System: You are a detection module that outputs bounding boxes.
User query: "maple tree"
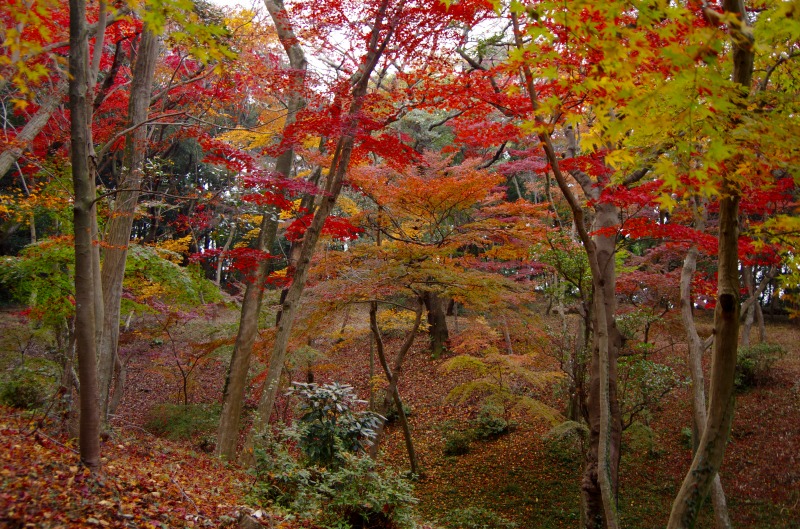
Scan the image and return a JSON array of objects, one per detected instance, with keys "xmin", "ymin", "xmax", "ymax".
[{"xmin": 1, "ymin": 0, "xmax": 799, "ymax": 526}]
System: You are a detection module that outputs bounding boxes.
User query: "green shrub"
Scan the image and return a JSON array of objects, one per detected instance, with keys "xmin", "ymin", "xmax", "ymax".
[
  {"xmin": 384, "ymin": 398, "xmax": 413, "ymax": 424},
  {"xmin": 680, "ymin": 427, "xmax": 694, "ymax": 451},
  {"xmin": 622, "ymin": 422, "xmax": 660, "ymax": 457},
  {"xmin": 251, "ymin": 431, "xmax": 418, "ymax": 528},
  {"xmin": 543, "ymin": 420, "xmax": 588, "ymax": 464},
  {"xmin": 1, "ymin": 370, "xmax": 47, "ymax": 409},
  {"xmin": 289, "ymin": 382, "xmax": 382, "ymax": 467},
  {"xmin": 443, "ymin": 429, "xmax": 473, "ymax": 456},
  {"xmin": 144, "ymin": 403, "xmax": 220, "ymax": 440},
  {"xmin": 438, "ymin": 506, "xmax": 518, "ymax": 529},
  {"xmin": 735, "ymin": 343, "xmax": 786, "ymax": 391},
  {"xmin": 0, "ymin": 360, "xmax": 59, "ymax": 410},
  {"xmin": 473, "ymin": 401, "xmax": 509, "ymax": 440}
]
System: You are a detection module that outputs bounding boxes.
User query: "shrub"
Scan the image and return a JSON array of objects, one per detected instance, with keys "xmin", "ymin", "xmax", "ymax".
[
  {"xmin": 438, "ymin": 506, "xmax": 518, "ymax": 529},
  {"xmin": 443, "ymin": 429, "xmax": 473, "ymax": 456},
  {"xmin": 0, "ymin": 360, "xmax": 59, "ymax": 410},
  {"xmin": 251, "ymin": 417, "xmax": 417, "ymax": 528},
  {"xmin": 289, "ymin": 382, "xmax": 382, "ymax": 467},
  {"xmin": 1, "ymin": 370, "xmax": 47, "ymax": 409},
  {"xmin": 622, "ymin": 422, "xmax": 660, "ymax": 458},
  {"xmin": 319, "ymin": 453, "xmax": 417, "ymax": 529},
  {"xmin": 735, "ymin": 343, "xmax": 786, "ymax": 391},
  {"xmin": 619, "ymin": 358, "xmax": 683, "ymax": 429},
  {"xmin": 543, "ymin": 420, "xmax": 588, "ymax": 464},
  {"xmin": 144, "ymin": 403, "xmax": 220, "ymax": 440},
  {"xmin": 384, "ymin": 398, "xmax": 413, "ymax": 424},
  {"xmin": 680, "ymin": 427, "xmax": 694, "ymax": 451},
  {"xmin": 473, "ymin": 400, "xmax": 509, "ymax": 439}
]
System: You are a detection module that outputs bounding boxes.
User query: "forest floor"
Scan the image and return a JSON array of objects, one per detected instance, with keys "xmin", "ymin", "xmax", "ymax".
[{"xmin": 1, "ymin": 307, "xmax": 799, "ymax": 528}]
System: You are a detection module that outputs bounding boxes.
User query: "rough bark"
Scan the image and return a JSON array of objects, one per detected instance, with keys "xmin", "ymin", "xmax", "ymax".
[
  {"xmin": 668, "ymin": 0, "xmax": 752, "ymax": 524},
  {"xmin": 98, "ymin": 26, "xmax": 160, "ymax": 424},
  {"xmin": 69, "ymin": 0, "xmax": 101, "ymax": 472},
  {"xmin": 422, "ymin": 290, "xmax": 449, "ymax": 358},
  {"xmin": 215, "ymin": 0, "xmax": 308, "ymax": 460},
  {"xmin": 368, "ymin": 300, "xmax": 423, "ymax": 475},
  {"xmin": 243, "ymin": 0, "xmax": 397, "ymax": 463}
]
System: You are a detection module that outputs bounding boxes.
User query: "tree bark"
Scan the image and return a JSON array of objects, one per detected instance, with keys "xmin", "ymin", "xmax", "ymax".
[
  {"xmin": 422, "ymin": 290, "xmax": 449, "ymax": 358},
  {"xmin": 741, "ymin": 266, "xmax": 756, "ymax": 348},
  {"xmin": 215, "ymin": 0, "xmax": 308, "ymax": 460},
  {"xmin": 668, "ymin": 0, "xmax": 752, "ymax": 524},
  {"xmin": 679, "ymin": 203, "xmax": 732, "ymax": 529},
  {"xmin": 0, "ymin": 77, "xmax": 68, "ymax": 178},
  {"xmin": 515, "ymin": 15, "xmax": 621, "ymax": 525},
  {"xmin": 510, "ymin": 13, "xmax": 621, "ymax": 527},
  {"xmin": 69, "ymin": 0, "xmax": 101, "ymax": 473},
  {"xmin": 98, "ymin": 26, "xmax": 160, "ymax": 424},
  {"xmin": 368, "ymin": 300, "xmax": 423, "ymax": 475},
  {"xmin": 243, "ymin": 0, "xmax": 397, "ymax": 464}
]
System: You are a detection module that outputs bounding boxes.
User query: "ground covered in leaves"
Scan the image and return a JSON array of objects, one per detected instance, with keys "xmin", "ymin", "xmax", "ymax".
[
  {"xmin": 1, "ymin": 309, "xmax": 798, "ymax": 528},
  {"xmin": 0, "ymin": 408, "xmax": 278, "ymax": 528}
]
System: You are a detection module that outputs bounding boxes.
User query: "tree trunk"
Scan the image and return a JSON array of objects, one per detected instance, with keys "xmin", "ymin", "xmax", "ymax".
[
  {"xmin": 679, "ymin": 204, "xmax": 733, "ymax": 529},
  {"xmin": 216, "ymin": 0, "xmax": 308, "ymax": 460},
  {"xmin": 422, "ymin": 290, "xmax": 449, "ymax": 358},
  {"xmin": 581, "ymin": 201, "xmax": 623, "ymax": 529},
  {"xmin": 501, "ymin": 315, "xmax": 514, "ymax": 355},
  {"xmin": 69, "ymin": 0, "xmax": 101, "ymax": 472},
  {"xmin": 669, "ymin": 193, "xmax": 741, "ymax": 529},
  {"xmin": 242, "ymin": 0, "xmax": 397, "ymax": 465},
  {"xmin": 511, "ymin": 14, "xmax": 622, "ymax": 525},
  {"xmin": 741, "ymin": 266, "xmax": 755, "ymax": 348},
  {"xmin": 669, "ymin": 0, "xmax": 752, "ymax": 524},
  {"xmin": 0, "ymin": 77, "xmax": 68, "ymax": 178},
  {"xmin": 368, "ymin": 300, "xmax": 423, "ymax": 475},
  {"xmin": 215, "ymin": 210, "xmax": 279, "ymax": 459},
  {"xmin": 215, "ymin": 219, "xmax": 237, "ymax": 286},
  {"xmin": 98, "ymin": 26, "xmax": 160, "ymax": 424}
]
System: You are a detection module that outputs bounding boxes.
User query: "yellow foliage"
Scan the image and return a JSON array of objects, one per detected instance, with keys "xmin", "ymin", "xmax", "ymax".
[
  {"xmin": 236, "ymin": 228, "xmax": 261, "ymax": 246},
  {"xmin": 377, "ymin": 308, "xmax": 429, "ymax": 336},
  {"xmin": 239, "ymin": 214, "xmax": 262, "ymax": 226},
  {"xmin": 216, "ymin": 108, "xmax": 286, "ymax": 150},
  {"xmin": 153, "ymin": 235, "xmax": 193, "ymax": 263},
  {"xmin": 335, "ymin": 195, "xmax": 361, "ymax": 217},
  {"xmin": 279, "ymin": 199, "xmax": 303, "ymax": 220},
  {"xmin": 136, "ymin": 282, "xmax": 167, "ymax": 301}
]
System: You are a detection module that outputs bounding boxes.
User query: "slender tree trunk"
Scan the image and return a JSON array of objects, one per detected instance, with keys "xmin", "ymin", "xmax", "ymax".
[
  {"xmin": 215, "ymin": 0, "xmax": 308, "ymax": 460},
  {"xmin": 669, "ymin": 0, "xmax": 752, "ymax": 524},
  {"xmin": 215, "ymin": 219, "xmax": 237, "ymax": 286},
  {"xmin": 741, "ymin": 266, "xmax": 756, "ymax": 348},
  {"xmin": 510, "ymin": 14, "xmax": 621, "ymax": 527},
  {"xmin": 242, "ymin": 0, "xmax": 397, "ymax": 465},
  {"xmin": 98, "ymin": 26, "xmax": 160, "ymax": 424},
  {"xmin": 501, "ymin": 315, "xmax": 514, "ymax": 355},
  {"xmin": 679, "ymin": 204, "xmax": 733, "ymax": 529},
  {"xmin": 215, "ymin": 209, "xmax": 279, "ymax": 459},
  {"xmin": 0, "ymin": 77, "xmax": 68, "ymax": 178},
  {"xmin": 69, "ymin": 0, "xmax": 101, "ymax": 473},
  {"xmin": 669, "ymin": 192, "xmax": 741, "ymax": 529},
  {"xmin": 368, "ymin": 300, "xmax": 423, "ymax": 475},
  {"xmin": 582, "ymin": 201, "xmax": 623, "ymax": 529}
]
